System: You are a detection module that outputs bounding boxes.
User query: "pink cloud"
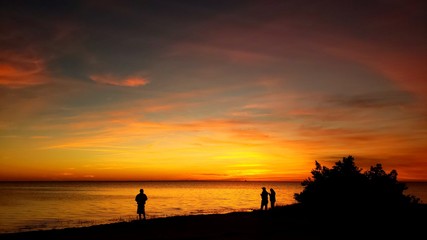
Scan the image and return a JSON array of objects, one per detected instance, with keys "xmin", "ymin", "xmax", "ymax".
[{"xmin": 90, "ymin": 74, "xmax": 150, "ymax": 87}]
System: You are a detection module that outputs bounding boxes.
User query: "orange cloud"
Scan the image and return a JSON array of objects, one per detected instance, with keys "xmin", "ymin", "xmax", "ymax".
[
  {"xmin": 90, "ymin": 74, "xmax": 150, "ymax": 87},
  {"xmin": 0, "ymin": 52, "xmax": 49, "ymax": 88}
]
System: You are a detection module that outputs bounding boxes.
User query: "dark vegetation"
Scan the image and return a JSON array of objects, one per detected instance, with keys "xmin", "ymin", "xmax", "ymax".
[
  {"xmin": 294, "ymin": 155, "xmax": 421, "ymax": 209},
  {"xmin": 264, "ymin": 155, "xmax": 426, "ymax": 238}
]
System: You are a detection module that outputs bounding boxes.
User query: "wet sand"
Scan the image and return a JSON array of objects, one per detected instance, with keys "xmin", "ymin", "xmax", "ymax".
[{"xmin": 1, "ymin": 203, "xmax": 426, "ymax": 240}]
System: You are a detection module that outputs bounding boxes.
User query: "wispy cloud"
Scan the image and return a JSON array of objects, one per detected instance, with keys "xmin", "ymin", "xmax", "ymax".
[
  {"xmin": 326, "ymin": 92, "xmax": 412, "ymax": 109},
  {"xmin": 0, "ymin": 51, "xmax": 49, "ymax": 88},
  {"xmin": 170, "ymin": 43, "xmax": 278, "ymax": 65},
  {"xmin": 90, "ymin": 74, "xmax": 150, "ymax": 87}
]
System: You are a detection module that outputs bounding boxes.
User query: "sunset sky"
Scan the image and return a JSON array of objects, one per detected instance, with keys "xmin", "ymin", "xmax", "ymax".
[{"xmin": 1, "ymin": 0, "xmax": 426, "ymax": 181}]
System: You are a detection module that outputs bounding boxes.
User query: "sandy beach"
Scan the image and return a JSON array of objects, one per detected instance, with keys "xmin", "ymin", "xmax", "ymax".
[{"xmin": 1, "ymin": 203, "xmax": 425, "ymax": 240}]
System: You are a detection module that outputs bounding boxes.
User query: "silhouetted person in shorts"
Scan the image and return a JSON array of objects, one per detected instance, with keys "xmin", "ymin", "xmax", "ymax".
[
  {"xmin": 260, "ymin": 187, "xmax": 269, "ymax": 210},
  {"xmin": 269, "ymin": 188, "xmax": 276, "ymax": 209},
  {"xmin": 135, "ymin": 188, "xmax": 148, "ymax": 220}
]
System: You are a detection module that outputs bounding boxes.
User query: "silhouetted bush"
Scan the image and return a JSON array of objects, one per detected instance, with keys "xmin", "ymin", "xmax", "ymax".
[{"xmin": 294, "ymin": 155, "xmax": 420, "ymax": 210}]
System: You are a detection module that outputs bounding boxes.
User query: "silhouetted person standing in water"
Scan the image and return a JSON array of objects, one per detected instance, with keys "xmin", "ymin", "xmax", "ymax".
[
  {"xmin": 269, "ymin": 188, "xmax": 276, "ymax": 209},
  {"xmin": 135, "ymin": 188, "xmax": 148, "ymax": 220},
  {"xmin": 260, "ymin": 187, "xmax": 269, "ymax": 210}
]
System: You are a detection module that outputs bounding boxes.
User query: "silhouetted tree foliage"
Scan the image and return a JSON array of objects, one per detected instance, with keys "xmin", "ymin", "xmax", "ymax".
[{"xmin": 294, "ymin": 156, "xmax": 420, "ymax": 209}]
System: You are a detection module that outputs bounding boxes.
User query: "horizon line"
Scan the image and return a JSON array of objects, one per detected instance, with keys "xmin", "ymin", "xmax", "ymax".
[{"xmin": 0, "ymin": 179, "xmax": 426, "ymax": 183}]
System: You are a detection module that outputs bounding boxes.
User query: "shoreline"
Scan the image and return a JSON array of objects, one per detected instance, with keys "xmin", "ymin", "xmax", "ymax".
[{"xmin": 1, "ymin": 203, "xmax": 426, "ymax": 240}]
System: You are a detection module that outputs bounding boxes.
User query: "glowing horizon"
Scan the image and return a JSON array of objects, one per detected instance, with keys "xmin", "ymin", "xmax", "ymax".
[{"xmin": 1, "ymin": 1, "xmax": 426, "ymax": 182}]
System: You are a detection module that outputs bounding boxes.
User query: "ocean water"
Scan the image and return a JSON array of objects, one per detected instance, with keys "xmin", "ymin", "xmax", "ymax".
[{"xmin": 0, "ymin": 181, "xmax": 425, "ymax": 234}]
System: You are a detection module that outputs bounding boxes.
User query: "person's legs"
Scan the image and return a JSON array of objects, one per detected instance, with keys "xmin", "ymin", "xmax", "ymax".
[
  {"xmin": 261, "ymin": 203, "xmax": 266, "ymax": 210},
  {"xmin": 261, "ymin": 201, "xmax": 267, "ymax": 210}
]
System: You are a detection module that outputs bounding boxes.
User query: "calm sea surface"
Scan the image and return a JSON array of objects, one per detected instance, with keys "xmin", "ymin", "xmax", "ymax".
[{"xmin": 0, "ymin": 181, "xmax": 426, "ymax": 234}]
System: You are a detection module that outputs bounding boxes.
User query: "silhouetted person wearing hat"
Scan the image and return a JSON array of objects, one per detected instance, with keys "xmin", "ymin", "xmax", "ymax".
[
  {"xmin": 135, "ymin": 188, "xmax": 148, "ymax": 220},
  {"xmin": 260, "ymin": 187, "xmax": 269, "ymax": 210}
]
